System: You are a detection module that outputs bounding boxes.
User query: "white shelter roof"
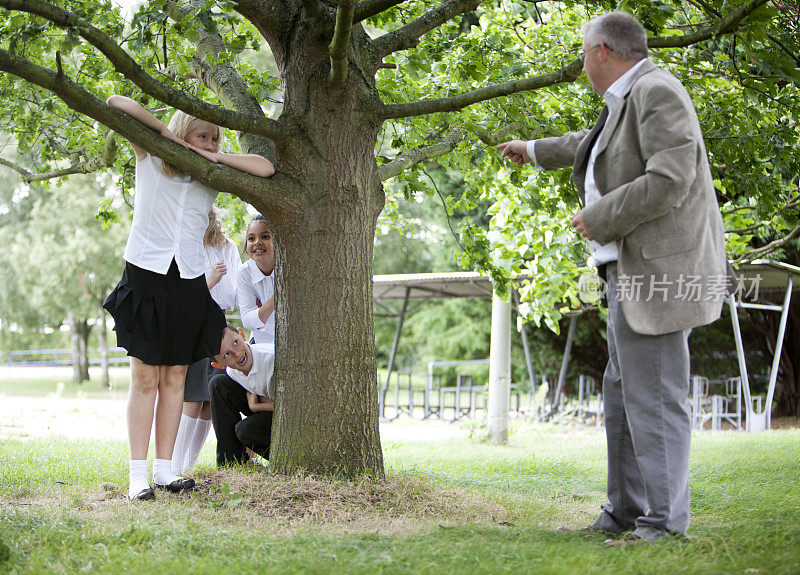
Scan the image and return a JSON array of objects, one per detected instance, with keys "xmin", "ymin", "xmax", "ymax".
[
  {"xmin": 372, "ymin": 260, "xmax": 800, "ymax": 303},
  {"xmin": 372, "ymin": 272, "xmax": 494, "ymax": 301},
  {"xmin": 735, "ymin": 259, "xmax": 800, "ymax": 293}
]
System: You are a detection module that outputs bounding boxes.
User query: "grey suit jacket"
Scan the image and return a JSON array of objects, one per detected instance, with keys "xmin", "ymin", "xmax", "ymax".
[{"xmin": 535, "ymin": 60, "xmax": 729, "ymax": 335}]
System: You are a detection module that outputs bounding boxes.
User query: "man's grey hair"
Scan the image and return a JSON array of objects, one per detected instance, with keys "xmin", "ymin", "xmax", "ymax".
[{"xmin": 582, "ymin": 12, "xmax": 648, "ymax": 62}]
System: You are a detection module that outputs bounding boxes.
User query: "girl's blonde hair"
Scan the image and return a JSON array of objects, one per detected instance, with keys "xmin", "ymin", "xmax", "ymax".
[
  {"xmin": 203, "ymin": 206, "xmax": 227, "ymax": 248},
  {"xmin": 161, "ymin": 110, "xmax": 224, "ymax": 178}
]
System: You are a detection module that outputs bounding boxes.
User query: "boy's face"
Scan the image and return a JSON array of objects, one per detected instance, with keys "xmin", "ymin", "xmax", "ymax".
[{"xmin": 212, "ymin": 327, "xmax": 253, "ymax": 373}]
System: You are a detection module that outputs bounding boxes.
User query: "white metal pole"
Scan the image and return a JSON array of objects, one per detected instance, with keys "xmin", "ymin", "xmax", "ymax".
[
  {"xmin": 764, "ymin": 276, "xmax": 793, "ymax": 429},
  {"xmin": 488, "ymin": 288, "xmax": 511, "ymax": 444}
]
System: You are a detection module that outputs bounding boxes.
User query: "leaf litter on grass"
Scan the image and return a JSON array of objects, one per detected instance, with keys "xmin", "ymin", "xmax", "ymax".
[
  {"xmin": 2, "ymin": 465, "xmax": 511, "ymax": 538},
  {"xmin": 190, "ymin": 467, "xmax": 511, "ymax": 535}
]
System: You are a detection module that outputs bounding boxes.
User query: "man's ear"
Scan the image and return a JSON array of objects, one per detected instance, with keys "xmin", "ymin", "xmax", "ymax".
[
  {"xmin": 211, "ymin": 361, "xmax": 223, "ymax": 369},
  {"xmin": 238, "ymin": 327, "xmax": 246, "ymax": 339}
]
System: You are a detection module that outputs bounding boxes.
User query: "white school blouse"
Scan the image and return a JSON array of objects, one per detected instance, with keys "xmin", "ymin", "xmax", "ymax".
[
  {"xmin": 205, "ymin": 238, "xmax": 241, "ymax": 311},
  {"xmin": 237, "ymin": 259, "xmax": 275, "ymax": 345},
  {"xmin": 123, "ymin": 154, "xmax": 217, "ymax": 279}
]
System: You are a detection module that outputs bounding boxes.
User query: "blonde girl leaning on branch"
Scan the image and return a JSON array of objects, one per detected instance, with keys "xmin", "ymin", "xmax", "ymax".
[{"xmin": 103, "ymin": 96, "xmax": 274, "ymax": 500}]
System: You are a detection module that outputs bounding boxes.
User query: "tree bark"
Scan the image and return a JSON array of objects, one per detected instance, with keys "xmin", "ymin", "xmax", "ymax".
[
  {"xmin": 266, "ymin": 139, "xmax": 386, "ymax": 477},
  {"xmin": 68, "ymin": 313, "xmax": 91, "ymax": 383},
  {"xmin": 270, "ymin": 202, "xmax": 384, "ymax": 478},
  {"xmin": 265, "ymin": 124, "xmax": 386, "ymax": 477}
]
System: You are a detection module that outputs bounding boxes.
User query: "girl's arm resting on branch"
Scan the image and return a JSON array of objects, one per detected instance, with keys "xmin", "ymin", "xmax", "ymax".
[
  {"xmin": 106, "ymin": 95, "xmax": 183, "ymax": 160},
  {"xmin": 107, "ymin": 97, "xmax": 274, "ymax": 177},
  {"xmin": 196, "ymin": 150, "xmax": 275, "ymax": 177}
]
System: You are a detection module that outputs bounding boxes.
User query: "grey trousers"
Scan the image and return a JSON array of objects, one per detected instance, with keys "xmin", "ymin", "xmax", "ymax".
[{"xmin": 594, "ymin": 262, "xmax": 692, "ymax": 538}]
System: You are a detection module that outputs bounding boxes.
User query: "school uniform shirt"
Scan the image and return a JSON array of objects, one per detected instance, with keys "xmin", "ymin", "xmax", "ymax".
[
  {"xmin": 237, "ymin": 259, "xmax": 275, "ymax": 345},
  {"xmin": 124, "ymin": 154, "xmax": 217, "ymax": 279},
  {"xmin": 205, "ymin": 238, "xmax": 241, "ymax": 311},
  {"xmin": 226, "ymin": 342, "xmax": 275, "ymax": 398}
]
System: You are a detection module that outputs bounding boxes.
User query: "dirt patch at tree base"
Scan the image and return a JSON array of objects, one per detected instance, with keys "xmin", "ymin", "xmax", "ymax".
[
  {"xmin": 191, "ymin": 468, "xmax": 510, "ymax": 535},
  {"xmin": 4, "ymin": 469, "xmax": 511, "ymax": 538}
]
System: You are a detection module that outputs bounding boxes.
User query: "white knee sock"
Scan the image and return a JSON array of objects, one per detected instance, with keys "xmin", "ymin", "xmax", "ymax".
[
  {"xmin": 171, "ymin": 414, "xmax": 196, "ymax": 473},
  {"xmin": 183, "ymin": 417, "xmax": 211, "ymax": 471},
  {"xmin": 128, "ymin": 459, "xmax": 150, "ymax": 499},
  {"xmin": 153, "ymin": 458, "xmax": 183, "ymax": 486}
]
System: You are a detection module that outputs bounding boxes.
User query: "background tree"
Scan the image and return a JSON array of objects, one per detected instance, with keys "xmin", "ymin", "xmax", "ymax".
[
  {"xmin": 0, "ymin": 138, "xmax": 53, "ymax": 358},
  {"xmin": 0, "ymin": 0, "xmax": 793, "ymax": 480},
  {"xmin": 0, "ymin": 171, "xmax": 129, "ymax": 384}
]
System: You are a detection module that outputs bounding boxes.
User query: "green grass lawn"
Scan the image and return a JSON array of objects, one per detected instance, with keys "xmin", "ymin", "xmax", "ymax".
[
  {"xmin": 0, "ymin": 371, "xmax": 132, "ymax": 400},
  {"xmin": 1, "ymin": 422, "xmax": 799, "ymax": 574}
]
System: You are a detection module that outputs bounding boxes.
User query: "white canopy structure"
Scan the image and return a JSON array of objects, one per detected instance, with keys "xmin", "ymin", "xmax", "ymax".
[
  {"xmin": 372, "ymin": 260, "xmax": 800, "ymax": 435},
  {"xmin": 728, "ymin": 260, "xmax": 800, "ymax": 430},
  {"xmin": 372, "ymin": 272, "xmax": 533, "ymax": 442}
]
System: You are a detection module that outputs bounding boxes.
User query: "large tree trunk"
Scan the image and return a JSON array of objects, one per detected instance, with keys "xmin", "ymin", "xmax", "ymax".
[
  {"xmin": 98, "ymin": 302, "xmax": 110, "ymax": 389},
  {"xmin": 270, "ymin": 202, "xmax": 384, "ymax": 478},
  {"xmin": 68, "ymin": 313, "xmax": 91, "ymax": 383},
  {"xmin": 257, "ymin": 15, "xmax": 386, "ymax": 478}
]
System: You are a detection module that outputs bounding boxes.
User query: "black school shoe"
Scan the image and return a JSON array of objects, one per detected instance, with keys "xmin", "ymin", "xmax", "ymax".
[
  {"xmin": 129, "ymin": 487, "xmax": 156, "ymax": 501},
  {"xmin": 154, "ymin": 477, "xmax": 195, "ymax": 493}
]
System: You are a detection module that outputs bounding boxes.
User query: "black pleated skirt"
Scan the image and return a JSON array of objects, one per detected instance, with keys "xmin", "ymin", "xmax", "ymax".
[
  {"xmin": 103, "ymin": 259, "xmax": 225, "ymax": 366},
  {"xmin": 183, "ymin": 358, "xmax": 225, "ymax": 402}
]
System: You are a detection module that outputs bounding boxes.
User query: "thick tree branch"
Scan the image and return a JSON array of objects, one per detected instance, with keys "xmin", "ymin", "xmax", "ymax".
[
  {"xmin": 0, "ymin": 49, "xmax": 289, "ymax": 211},
  {"xmin": 377, "ymin": 127, "xmax": 464, "ymax": 181},
  {"xmin": 0, "ymin": 0, "xmax": 283, "ymax": 141},
  {"xmin": 381, "ymin": 59, "xmax": 583, "ymax": 120},
  {"xmin": 353, "ymin": 0, "xmax": 406, "ymax": 23},
  {"xmin": 373, "ymin": 0, "xmax": 481, "ymax": 56},
  {"xmin": 329, "ymin": 0, "xmax": 356, "ymax": 84},
  {"xmin": 163, "ymin": 0, "xmax": 278, "ymax": 158},
  {"xmin": 231, "ymin": 0, "xmax": 293, "ymax": 54},
  {"xmin": 381, "ymin": 0, "xmax": 769, "ymax": 121},
  {"xmin": 648, "ymin": 0, "xmax": 770, "ymax": 48}
]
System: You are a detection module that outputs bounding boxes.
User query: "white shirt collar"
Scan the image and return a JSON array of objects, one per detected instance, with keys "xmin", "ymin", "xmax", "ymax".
[
  {"xmin": 226, "ymin": 342, "xmax": 275, "ymax": 397},
  {"xmin": 246, "ymin": 258, "xmax": 274, "ymax": 284},
  {"xmin": 604, "ymin": 58, "xmax": 648, "ymax": 108}
]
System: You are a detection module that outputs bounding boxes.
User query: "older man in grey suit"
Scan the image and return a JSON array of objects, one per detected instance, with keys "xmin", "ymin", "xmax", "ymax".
[{"xmin": 498, "ymin": 12, "xmax": 729, "ymax": 546}]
